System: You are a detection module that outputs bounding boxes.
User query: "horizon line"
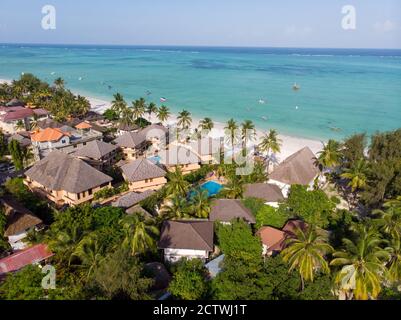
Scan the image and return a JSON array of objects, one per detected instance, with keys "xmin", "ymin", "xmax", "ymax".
[{"xmin": 1, "ymin": 42, "xmax": 401, "ymax": 51}]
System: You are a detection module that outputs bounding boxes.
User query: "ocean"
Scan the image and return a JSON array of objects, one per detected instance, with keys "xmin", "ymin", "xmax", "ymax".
[{"xmin": 1, "ymin": 44, "xmax": 401, "ymax": 140}]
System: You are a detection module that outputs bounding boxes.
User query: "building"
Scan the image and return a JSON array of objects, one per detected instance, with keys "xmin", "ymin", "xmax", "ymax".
[
  {"xmin": 209, "ymin": 199, "xmax": 256, "ymax": 224},
  {"xmin": 111, "ymin": 189, "xmax": 155, "ymax": 214},
  {"xmin": 269, "ymin": 147, "xmax": 321, "ymax": 196},
  {"xmin": 158, "ymin": 145, "xmax": 201, "ymax": 175},
  {"xmin": 0, "ymin": 244, "xmax": 53, "ymax": 276},
  {"xmin": 116, "ymin": 123, "xmax": 140, "ymax": 136},
  {"xmin": 24, "ymin": 151, "xmax": 113, "ymax": 206},
  {"xmin": 256, "ymin": 219, "xmax": 309, "ymax": 256},
  {"xmin": 121, "ymin": 158, "xmax": 167, "ymax": 192},
  {"xmin": 8, "ymin": 131, "xmax": 32, "ymax": 148},
  {"xmin": 72, "ymin": 140, "xmax": 120, "ymax": 170},
  {"xmin": 31, "ymin": 123, "xmax": 103, "ymax": 160},
  {"xmin": 114, "ymin": 131, "xmax": 148, "ymax": 160},
  {"xmin": 158, "ymin": 220, "xmax": 214, "ymax": 263},
  {"xmin": 243, "ymin": 183, "xmax": 285, "ymax": 207},
  {"xmin": 189, "ymin": 137, "xmax": 222, "ymax": 164},
  {"xmin": 0, "ymin": 106, "xmax": 48, "ymax": 134},
  {"xmin": 0, "ymin": 197, "xmax": 43, "ymax": 251}
]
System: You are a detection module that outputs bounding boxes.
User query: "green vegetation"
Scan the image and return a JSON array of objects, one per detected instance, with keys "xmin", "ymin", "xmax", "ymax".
[
  {"xmin": 93, "ymin": 183, "xmax": 129, "ymax": 201},
  {"xmin": 169, "ymin": 259, "xmax": 210, "ymax": 300},
  {"xmin": 255, "ymin": 205, "xmax": 290, "ymax": 229}
]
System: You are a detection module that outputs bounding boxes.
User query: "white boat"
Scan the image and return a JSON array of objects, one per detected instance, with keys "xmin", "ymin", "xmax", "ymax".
[
  {"xmin": 258, "ymin": 99, "xmax": 266, "ymax": 104},
  {"xmin": 160, "ymin": 97, "xmax": 167, "ymax": 102},
  {"xmin": 293, "ymin": 83, "xmax": 300, "ymax": 90}
]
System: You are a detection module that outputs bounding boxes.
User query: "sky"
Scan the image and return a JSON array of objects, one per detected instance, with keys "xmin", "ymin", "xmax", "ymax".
[{"xmin": 0, "ymin": 0, "xmax": 400, "ymax": 48}]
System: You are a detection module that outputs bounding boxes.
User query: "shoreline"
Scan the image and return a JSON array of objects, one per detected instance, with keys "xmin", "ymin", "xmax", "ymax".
[{"xmin": 1, "ymin": 77, "xmax": 323, "ymax": 161}]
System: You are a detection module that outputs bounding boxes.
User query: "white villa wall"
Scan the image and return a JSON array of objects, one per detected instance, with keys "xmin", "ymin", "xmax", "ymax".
[{"xmin": 163, "ymin": 248, "xmax": 209, "ymax": 263}]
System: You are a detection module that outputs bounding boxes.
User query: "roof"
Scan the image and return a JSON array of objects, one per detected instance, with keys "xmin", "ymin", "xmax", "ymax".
[
  {"xmin": 257, "ymin": 226, "xmax": 287, "ymax": 252},
  {"xmin": 243, "ymin": 183, "xmax": 284, "ymax": 202},
  {"xmin": 73, "ymin": 140, "xmax": 118, "ymax": 160},
  {"xmin": 6, "ymin": 98, "xmax": 25, "ymax": 107},
  {"xmin": 25, "ymin": 151, "xmax": 113, "ymax": 193},
  {"xmin": 0, "ymin": 244, "xmax": 53, "ymax": 275},
  {"xmin": 114, "ymin": 131, "xmax": 146, "ymax": 149},
  {"xmin": 31, "ymin": 127, "xmax": 70, "ymax": 143},
  {"xmin": 140, "ymin": 124, "xmax": 168, "ymax": 139},
  {"xmin": 205, "ymin": 254, "xmax": 225, "ymax": 278},
  {"xmin": 117, "ymin": 123, "xmax": 139, "ymax": 132},
  {"xmin": 1, "ymin": 107, "xmax": 34, "ymax": 122},
  {"xmin": 158, "ymin": 220, "xmax": 214, "ymax": 251},
  {"xmin": 8, "ymin": 133, "xmax": 31, "ymax": 148},
  {"xmin": 282, "ymin": 219, "xmax": 308, "ymax": 236},
  {"xmin": 209, "ymin": 199, "xmax": 256, "ymax": 224},
  {"xmin": 144, "ymin": 262, "xmax": 171, "ymax": 290},
  {"xmin": 126, "ymin": 205, "xmax": 153, "ymax": 218},
  {"xmin": 75, "ymin": 121, "xmax": 92, "ymax": 130},
  {"xmin": 0, "ymin": 197, "xmax": 42, "ymax": 237},
  {"xmin": 112, "ymin": 190, "xmax": 155, "ymax": 208},
  {"xmin": 121, "ymin": 158, "xmax": 166, "ymax": 182},
  {"xmin": 32, "ymin": 108, "xmax": 49, "ymax": 117},
  {"xmin": 190, "ymin": 137, "xmax": 222, "ymax": 156},
  {"xmin": 269, "ymin": 147, "xmax": 319, "ymax": 185},
  {"xmin": 37, "ymin": 118, "xmax": 62, "ymax": 129},
  {"xmin": 158, "ymin": 145, "xmax": 201, "ymax": 166}
]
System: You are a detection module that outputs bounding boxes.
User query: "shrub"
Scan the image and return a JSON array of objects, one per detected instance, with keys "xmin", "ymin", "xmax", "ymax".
[{"xmin": 255, "ymin": 205, "xmax": 290, "ymax": 229}]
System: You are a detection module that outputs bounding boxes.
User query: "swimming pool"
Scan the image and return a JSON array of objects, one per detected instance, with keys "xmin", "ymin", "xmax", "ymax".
[
  {"xmin": 148, "ymin": 155, "xmax": 161, "ymax": 164},
  {"xmin": 199, "ymin": 181, "xmax": 223, "ymax": 197}
]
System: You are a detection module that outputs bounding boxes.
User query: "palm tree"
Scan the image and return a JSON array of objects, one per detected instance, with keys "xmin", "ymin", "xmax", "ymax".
[
  {"xmin": 146, "ymin": 102, "xmax": 158, "ymax": 122},
  {"xmin": 374, "ymin": 200, "xmax": 401, "ymax": 239},
  {"xmin": 132, "ymin": 99, "xmax": 146, "ymax": 120},
  {"xmin": 165, "ymin": 166, "xmax": 190, "ymax": 197},
  {"xmin": 316, "ymin": 139, "xmax": 342, "ymax": 171},
  {"xmin": 224, "ymin": 119, "xmax": 239, "ymax": 161},
  {"xmin": 340, "ymin": 159, "xmax": 368, "ymax": 208},
  {"xmin": 221, "ymin": 176, "xmax": 244, "ymax": 199},
  {"xmin": 54, "ymin": 77, "xmax": 65, "ymax": 90},
  {"xmin": 177, "ymin": 110, "xmax": 192, "ymax": 131},
  {"xmin": 22, "ymin": 147, "xmax": 34, "ymax": 168},
  {"xmin": 258, "ymin": 129, "xmax": 282, "ymax": 169},
  {"xmin": 46, "ymin": 225, "xmax": 85, "ymax": 264},
  {"xmin": 119, "ymin": 106, "xmax": 134, "ymax": 126},
  {"xmin": 14, "ymin": 120, "xmax": 25, "ymax": 131},
  {"xmin": 198, "ymin": 117, "xmax": 214, "ymax": 134},
  {"xmin": 189, "ymin": 189, "xmax": 211, "ymax": 218},
  {"xmin": 386, "ymin": 236, "xmax": 401, "ymax": 285},
  {"xmin": 75, "ymin": 95, "xmax": 90, "ymax": 117},
  {"xmin": 330, "ymin": 226, "xmax": 390, "ymax": 300},
  {"xmin": 111, "ymin": 93, "xmax": 127, "ymax": 117},
  {"xmin": 71, "ymin": 234, "xmax": 104, "ymax": 279},
  {"xmin": 161, "ymin": 195, "xmax": 189, "ymax": 219},
  {"xmin": 157, "ymin": 105, "xmax": 170, "ymax": 124},
  {"xmin": 29, "ymin": 114, "xmax": 39, "ymax": 131},
  {"xmin": 241, "ymin": 120, "xmax": 256, "ymax": 151},
  {"xmin": 281, "ymin": 226, "xmax": 333, "ymax": 289},
  {"xmin": 120, "ymin": 214, "xmax": 159, "ymax": 256}
]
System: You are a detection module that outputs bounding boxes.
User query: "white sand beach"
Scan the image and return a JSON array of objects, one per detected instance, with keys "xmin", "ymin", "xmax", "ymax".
[{"xmin": 1, "ymin": 77, "xmax": 324, "ymax": 161}]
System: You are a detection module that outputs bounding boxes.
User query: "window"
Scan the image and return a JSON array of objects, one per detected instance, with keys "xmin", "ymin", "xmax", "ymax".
[
  {"xmin": 83, "ymin": 142, "xmax": 87, "ymax": 146},
  {"xmin": 88, "ymin": 189, "xmax": 92, "ymax": 195},
  {"xmin": 74, "ymin": 145, "xmax": 77, "ymax": 148},
  {"xmin": 61, "ymin": 140, "xmax": 66, "ymax": 144},
  {"xmin": 77, "ymin": 193, "xmax": 81, "ymax": 200}
]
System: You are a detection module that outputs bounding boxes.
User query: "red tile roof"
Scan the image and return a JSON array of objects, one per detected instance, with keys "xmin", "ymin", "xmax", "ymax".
[
  {"xmin": 31, "ymin": 127, "xmax": 70, "ymax": 142},
  {"xmin": 1, "ymin": 108, "xmax": 34, "ymax": 122},
  {"xmin": 0, "ymin": 244, "xmax": 53, "ymax": 275},
  {"xmin": 75, "ymin": 121, "xmax": 92, "ymax": 129}
]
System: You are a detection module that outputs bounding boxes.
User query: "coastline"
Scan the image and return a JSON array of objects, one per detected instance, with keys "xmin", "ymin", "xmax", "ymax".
[{"xmin": 0, "ymin": 77, "xmax": 323, "ymax": 161}]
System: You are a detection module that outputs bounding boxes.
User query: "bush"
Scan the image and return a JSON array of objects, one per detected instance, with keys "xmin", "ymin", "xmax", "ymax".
[
  {"xmin": 242, "ymin": 197, "xmax": 266, "ymax": 217},
  {"xmin": 255, "ymin": 205, "xmax": 290, "ymax": 229},
  {"xmin": 184, "ymin": 165, "xmax": 216, "ymax": 184}
]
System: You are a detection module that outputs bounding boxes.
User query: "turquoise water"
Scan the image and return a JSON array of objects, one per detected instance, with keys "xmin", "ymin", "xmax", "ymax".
[
  {"xmin": 199, "ymin": 181, "xmax": 223, "ymax": 197},
  {"xmin": 1, "ymin": 44, "xmax": 401, "ymax": 140}
]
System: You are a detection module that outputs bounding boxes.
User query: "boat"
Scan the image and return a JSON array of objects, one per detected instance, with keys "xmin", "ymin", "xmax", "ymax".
[
  {"xmin": 160, "ymin": 97, "xmax": 167, "ymax": 102},
  {"xmin": 330, "ymin": 127, "xmax": 342, "ymax": 132},
  {"xmin": 258, "ymin": 99, "xmax": 266, "ymax": 104},
  {"xmin": 261, "ymin": 116, "xmax": 268, "ymax": 121},
  {"xmin": 293, "ymin": 83, "xmax": 300, "ymax": 90}
]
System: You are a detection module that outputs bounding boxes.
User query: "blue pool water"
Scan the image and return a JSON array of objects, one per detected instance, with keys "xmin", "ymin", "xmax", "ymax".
[
  {"xmin": 148, "ymin": 155, "xmax": 161, "ymax": 164},
  {"xmin": 200, "ymin": 181, "xmax": 223, "ymax": 197}
]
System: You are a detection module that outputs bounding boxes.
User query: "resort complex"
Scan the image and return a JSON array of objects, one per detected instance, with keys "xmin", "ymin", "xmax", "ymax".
[{"xmin": 0, "ymin": 71, "xmax": 400, "ymax": 302}]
